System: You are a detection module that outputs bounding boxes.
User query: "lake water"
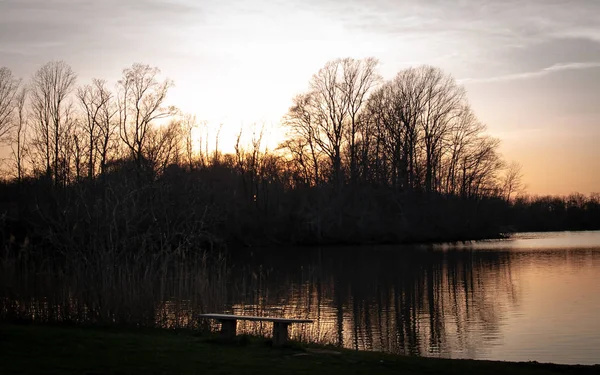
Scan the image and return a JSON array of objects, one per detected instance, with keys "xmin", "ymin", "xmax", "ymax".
[
  {"xmin": 226, "ymin": 231, "xmax": 600, "ymax": 365},
  {"xmin": 2, "ymin": 230, "xmax": 599, "ymax": 365}
]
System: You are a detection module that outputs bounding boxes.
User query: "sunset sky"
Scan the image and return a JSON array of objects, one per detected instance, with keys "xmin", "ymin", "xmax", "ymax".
[{"xmin": 1, "ymin": 0, "xmax": 599, "ymax": 195}]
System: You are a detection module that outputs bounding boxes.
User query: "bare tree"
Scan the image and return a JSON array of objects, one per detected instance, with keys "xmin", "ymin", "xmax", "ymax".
[
  {"xmin": 365, "ymin": 81, "xmax": 407, "ymax": 188},
  {"xmin": 77, "ymin": 79, "xmax": 116, "ymax": 179},
  {"xmin": 457, "ymin": 135, "xmax": 503, "ymax": 198},
  {"xmin": 376, "ymin": 67, "xmax": 431, "ymax": 190},
  {"xmin": 144, "ymin": 119, "xmax": 183, "ymax": 175},
  {"xmin": 413, "ymin": 66, "xmax": 465, "ymax": 193},
  {"xmin": 309, "ymin": 59, "xmax": 349, "ymax": 185},
  {"xmin": 329, "ymin": 64, "xmax": 504, "ymax": 198},
  {"xmin": 279, "ymin": 137, "xmax": 311, "ymax": 186},
  {"xmin": 9, "ymin": 88, "xmax": 28, "ymax": 181},
  {"xmin": 502, "ymin": 161, "xmax": 525, "ymax": 201},
  {"xmin": 56, "ymin": 103, "xmax": 78, "ymax": 184},
  {"xmin": 213, "ymin": 123, "xmax": 223, "ymax": 166},
  {"xmin": 0, "ymin": 67, "xmax": 21, "ymax": 142},
  {"xmin": 29, "ymin": 61, "xmax": 77, "ymax": 184},
  {"xmin": 443, "ymin": 105, "xmax": 486, "ymax": 195},
  {"xmin": 97, "ymin": 87, "xmax": 119, "ymax": 177},
  {"xmin": 340, "ymin": 58, "xmax": 380, "ymax": 183},
  {"xmin": 117, "ymin": 63, "xmax": 177, "ymax": 173},
  {"xmin": 359, "ymin": 88, "xmax": 390, "ymax": 185},
  {"xmin": 282, "ymin": 60, "xmax": 506, "ymax": 197},
  {"xmin": 283, "ymin": 93, "xmax": 323, "ymax": 185},
  {"xmin": 191, "ymin": 118, "xmax": 209, "ymax": 168},
  {"xmin": 286, "ymin": 57, "xmax": 379, "ymax": 186},
  {"xmin": 181, "ymin": 114, "xmax": 198, "ymax": 171},
  {"xmin": 70, "ymin": 119, "xmax": 86, "ymax": 181},
  {"xmin": 234, "ymin": 124, "xmax": 265, "ymax": 202}
]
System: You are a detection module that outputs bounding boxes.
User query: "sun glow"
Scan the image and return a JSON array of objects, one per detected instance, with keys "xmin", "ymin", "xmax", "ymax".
[{"xmin": 1, "ymin": 0, "xmax": 599, "ymax": 193}]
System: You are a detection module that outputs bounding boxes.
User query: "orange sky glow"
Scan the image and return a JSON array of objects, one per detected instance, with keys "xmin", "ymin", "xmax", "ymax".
[{"xmin": 1, "ymin": 0, "xmax": 599, "ymax": 195}]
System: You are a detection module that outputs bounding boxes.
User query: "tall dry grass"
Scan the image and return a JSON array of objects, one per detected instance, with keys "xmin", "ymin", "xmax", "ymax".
[
  {"xmin": 1, "ymin": 244, "xmax": 229, "ymax": 328},
  {"xmin": 0, "ymin": 174, "xmax": 231, "ymax": 328}
]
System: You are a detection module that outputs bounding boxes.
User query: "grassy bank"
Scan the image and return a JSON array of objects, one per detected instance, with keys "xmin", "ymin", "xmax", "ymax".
[{"xmin": 0, "ymin": 325, "xmax": 598, "ymax": 375}]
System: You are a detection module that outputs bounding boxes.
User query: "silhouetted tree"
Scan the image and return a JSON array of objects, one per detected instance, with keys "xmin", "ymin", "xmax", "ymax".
[
  {"xmin": 77, "ymin": 79, "xmax": 117, "ymax": 179},
  {"xmin": 416, "ymin": 67, "xmax": 465, "ymax": 193},
  {"xmin": 181, "ymin": 114, "xmax": 198, "ymax": 171},
  {"xmin": 340, "ymin": 58, "xmax": 381, "ymax": 183},
  {"xmin": 0, "ymin": 67, "xmax": 21, "ymax": 142},
  {"xmin": 145, "ymin": 119, "xmax": 184, "ymax": 175},
  {"xmin": 283, "ymin": 93, "xmax": 324, "ymax": 186},
  {"xmin": 117, "ymin": 63, "xmax": 177, "ymax": 174},
  {"xmin": 8, "ymin": 88, "xmax": 28, "ymax": 181},
  {"xmin": 443, "ymin": 106, "xmax": 485, "ymax": 195},
  {"xmin": 29, "ymin": 61, "xmax": 77, "ymax": 185},
  {"xmin": 502, "ymin": 161, "xmax": 525, "ymax": 202}
]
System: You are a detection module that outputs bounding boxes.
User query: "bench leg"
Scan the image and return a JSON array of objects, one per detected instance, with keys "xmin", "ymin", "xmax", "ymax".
[
  {"xmin": 220, "ymin": 319, "xmax": 237, "ymax": 341},
  {"xmin": 272, "ymin": 322, "xmax": 290, "ymax": 347}
]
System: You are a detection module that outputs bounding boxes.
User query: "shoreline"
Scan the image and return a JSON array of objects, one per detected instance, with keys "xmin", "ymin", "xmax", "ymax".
[
  {"xmin": 1, "ymin": 324, "xmax": 598, "ymax": 374},
  {"xmin": 228, "ymin": 229, "xmax": 600, "ymax": 249}
]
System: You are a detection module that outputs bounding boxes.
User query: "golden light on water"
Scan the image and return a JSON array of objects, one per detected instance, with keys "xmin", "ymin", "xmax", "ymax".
[{"xmin": 2, "ymin": 232, "xmax": 600, "ymax": 364}]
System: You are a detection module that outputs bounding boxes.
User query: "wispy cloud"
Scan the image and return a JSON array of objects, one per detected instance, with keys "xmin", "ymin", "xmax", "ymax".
[
  {"xmin": 459, "ymin": 62, "xmax": 600, "ymax": 84},
  {"xmin": 0, "ymin": 0, "xmax": 204, "ymax": 48},
  {"xmin": 309, "ymin": 0, "xmax": 600, "ymax": 41}
]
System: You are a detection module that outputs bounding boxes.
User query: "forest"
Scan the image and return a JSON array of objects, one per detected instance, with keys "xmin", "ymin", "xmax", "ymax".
[{"xmin": 0, "ymin": 59, "xmax": 599, "ymax": 256}]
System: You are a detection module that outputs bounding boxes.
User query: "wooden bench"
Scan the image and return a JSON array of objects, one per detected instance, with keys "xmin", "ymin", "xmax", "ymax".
[{"xmin": 198, "ymin": 313, "xmax": 313, "ymax": 346}]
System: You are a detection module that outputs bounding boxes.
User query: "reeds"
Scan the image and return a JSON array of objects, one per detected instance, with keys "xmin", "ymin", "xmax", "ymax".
[{"xmin": 0, "ymin": 244, "xmax": 230, "ymax": 328}]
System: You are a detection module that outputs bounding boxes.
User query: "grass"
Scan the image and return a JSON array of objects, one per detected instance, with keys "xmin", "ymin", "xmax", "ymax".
[{"xmin": 1, "ymin": 324, "xmax": 599, "ymax": 375}]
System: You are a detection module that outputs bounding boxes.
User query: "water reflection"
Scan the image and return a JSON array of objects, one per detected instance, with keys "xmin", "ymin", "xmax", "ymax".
[
  {"xmin": 435, "ymin": 230, "xmax": 600, "ymax": 251},
  {"xmin": 227, "ymin": 248, "xmax": 519, "ymax": 358},
  {"xmin": 2, "ymin": 231, "xmax": 600, "ymax": 365}
]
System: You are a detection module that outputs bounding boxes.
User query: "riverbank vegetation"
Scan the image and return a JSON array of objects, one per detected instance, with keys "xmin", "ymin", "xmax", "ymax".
[
  {"xmin": 0, "ymin": 60, "xmax": 598, "ymax": 251},
  {"xmin": 1, "ymin": 324, "xmax": 598, "ymax": 375}
]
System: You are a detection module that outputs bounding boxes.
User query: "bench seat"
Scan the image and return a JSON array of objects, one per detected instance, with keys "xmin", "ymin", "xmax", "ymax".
[{"xmin": 198, "ymin": 313, "xmax": 313, "ymax": 346}]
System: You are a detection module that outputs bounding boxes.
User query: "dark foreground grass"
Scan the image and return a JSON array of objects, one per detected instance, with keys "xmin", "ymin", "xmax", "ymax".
[{"xmin": 1, "ymin": 324, "xmax": 598, "ymax": 375}]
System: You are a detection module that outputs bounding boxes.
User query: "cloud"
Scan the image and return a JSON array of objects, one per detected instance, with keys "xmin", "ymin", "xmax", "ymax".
[
  {"xmin": 459, "ymin": 62, "xmax": 600, "ymax": 84},
  {"xmin": 302, "ymin": 0, "xmax": 600, "ymax": 67},
  {"xmin": 0, "ymin": 0, "xmax": 209, "ymax": 73},
  {"xmin": 0, "ymin": 0, "xmax": 204, "ymax": 48}
]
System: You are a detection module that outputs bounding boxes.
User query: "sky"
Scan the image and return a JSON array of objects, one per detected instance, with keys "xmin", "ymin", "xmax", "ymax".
[{"xmin": 0, "ymin": 0, "xmax": 599, "ymax": 195}]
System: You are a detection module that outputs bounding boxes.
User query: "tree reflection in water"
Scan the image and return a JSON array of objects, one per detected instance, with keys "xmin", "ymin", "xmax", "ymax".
[
  {"xmin": 226, "ymin": 246, "xmax": 519, "ymax": 358},
  {"xmin": 4, "ymin": 234, "xmax": 599, "ymax": 363}
]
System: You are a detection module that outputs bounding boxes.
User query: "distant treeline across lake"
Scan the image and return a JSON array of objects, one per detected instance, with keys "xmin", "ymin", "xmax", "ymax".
[{"xmin": 0, "ymin": 60, "xmax": 598, "ymax": 248}]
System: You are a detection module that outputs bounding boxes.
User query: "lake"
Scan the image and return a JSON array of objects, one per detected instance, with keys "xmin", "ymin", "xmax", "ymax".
[
  {"xmin": 2, "ymin": 230, "xmax": 599, "ymax": 365},
  {"xmin": 225, "ymin": 231, "xmax": 600, "ymax": 365}
]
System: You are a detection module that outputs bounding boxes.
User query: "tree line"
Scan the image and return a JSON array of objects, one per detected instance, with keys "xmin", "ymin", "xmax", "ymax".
[
  {"xmin": 0, "ymin": 59, "xmax": 598, "ymax": 252},
  {"xmin": 282, "ymin": 59, "xmax": 507, "ymax": 199},
  {"xmin": 0, "ymin": 59, "xmax": 511, "ymax": 195},
  {"xmin": 0, "ymin": 62, "xmax": 183, "ymax": 184}
]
